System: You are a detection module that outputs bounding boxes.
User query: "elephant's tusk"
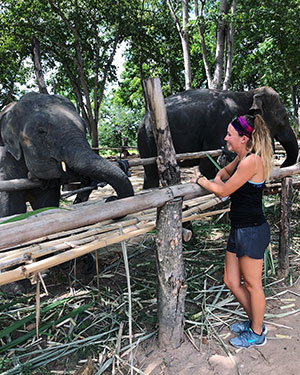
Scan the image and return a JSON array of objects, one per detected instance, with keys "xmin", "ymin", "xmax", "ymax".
[{"xmin": 61, "ymin": 161, "xmax": 67, "ymax": 172}]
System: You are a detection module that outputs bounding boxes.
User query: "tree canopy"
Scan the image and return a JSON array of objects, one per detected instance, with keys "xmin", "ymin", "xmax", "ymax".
[{"xmin": 0, "ymin": 0, "xmax": 299, "ymax": 147}]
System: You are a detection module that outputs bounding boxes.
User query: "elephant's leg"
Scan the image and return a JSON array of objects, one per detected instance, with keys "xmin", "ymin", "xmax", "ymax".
[
  {"xmin": 29, "ymin": 185, "xmax": 61, "ymax": 210},
  {"xmin": 199, "ymin": 158, "xmax": 218, "ymax": 179},
  {"xmin": 143, "ymin": 163, "xmax": 159, "ymax": 189},
  {"xmin": 0, "ymin": 191, "xmax": 27, "ymax": 218}
]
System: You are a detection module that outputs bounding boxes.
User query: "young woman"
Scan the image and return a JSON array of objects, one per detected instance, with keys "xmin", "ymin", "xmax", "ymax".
[{"xmin": 192, "ymin": 114, "xmax": 273, "ymax": 348}]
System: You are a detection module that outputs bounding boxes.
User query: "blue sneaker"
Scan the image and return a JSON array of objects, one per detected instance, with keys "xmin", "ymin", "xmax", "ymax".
[
  {"xmin": 230, "ymin": 320, "xmax": 267, "ymax": 335},
  {"xmin": 230, "ymin": 328, "xmax": 267, "ymax": 348}
]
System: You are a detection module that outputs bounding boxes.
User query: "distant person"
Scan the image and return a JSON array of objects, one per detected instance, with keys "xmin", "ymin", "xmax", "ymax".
[{"xmin": 192, "ymin": 114, "xmax": 273, "ymax": 348}]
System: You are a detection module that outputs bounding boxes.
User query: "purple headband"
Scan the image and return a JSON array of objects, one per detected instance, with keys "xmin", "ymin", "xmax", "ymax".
[{"xmin": 231, "ymin": 116, "xmax": 253, "ymax": 138}]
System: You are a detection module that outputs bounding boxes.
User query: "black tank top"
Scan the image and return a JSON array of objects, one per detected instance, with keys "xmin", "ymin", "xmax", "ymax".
[{"xmin": 229, "ymin": 180, "xmax": 266, "ymax": 228}]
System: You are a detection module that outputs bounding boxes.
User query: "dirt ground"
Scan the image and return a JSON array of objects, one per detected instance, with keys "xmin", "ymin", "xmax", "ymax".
[{"xmin": 132, "ymin": 279, "xmax": 300, "ymax": 375}]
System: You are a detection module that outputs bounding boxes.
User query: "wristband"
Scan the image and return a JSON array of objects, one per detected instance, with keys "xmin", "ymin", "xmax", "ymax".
[{"xmin": 196, "ymin": 176, "xmax": 201, "ymax": 185}]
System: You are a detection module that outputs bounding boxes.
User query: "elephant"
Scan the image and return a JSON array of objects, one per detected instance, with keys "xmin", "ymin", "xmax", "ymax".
[
  {"xmin": 138, "ymin": 86, "xmax": 299, "ymax": 188},
  {"xmin": 0, "ymin": 92, "xmax": 134, "ymax": 219}
]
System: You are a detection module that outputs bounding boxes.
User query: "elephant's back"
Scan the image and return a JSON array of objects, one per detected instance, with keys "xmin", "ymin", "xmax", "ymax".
[{"xmin": 164, "ymin": 89, "xmax": 232, "ymax": 152}]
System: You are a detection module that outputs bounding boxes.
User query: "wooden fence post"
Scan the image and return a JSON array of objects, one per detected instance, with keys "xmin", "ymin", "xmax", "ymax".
[
  {"xmin": 278, "ymin": 177, "xmax": 293, "ymax": 278},
  {"xmin": 143, "ymin": 77, "xmax": 187, "ymax": 349}
]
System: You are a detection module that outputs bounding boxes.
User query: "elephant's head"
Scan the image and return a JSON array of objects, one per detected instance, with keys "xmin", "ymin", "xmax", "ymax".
[
  {"xmin": 0, "ymin": 92, "xmax": 134, "ymax": 199},
  {"xmin": 249, "ymin": 87, "xmax": 299, "ymax": 167}
]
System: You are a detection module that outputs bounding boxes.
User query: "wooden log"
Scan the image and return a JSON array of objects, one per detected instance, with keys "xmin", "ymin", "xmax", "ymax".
[
  {"xmin": 127, "ymin": 149, "xmax": 222, "ymax": 167},
  {"xmin": 182, "ymin": 228, "xmax": 192, "ymax": 242},
  {"xmin": 0, "ymin": 150, "xmax": 223, "ymax": 192},
  {"xmin": 0, "ymin": 206, "xmax": 229, "ymax": 286},
  {"xmin": 278, "ymin": 177, "xmax": 293, "ymax": 278},
  {"xmin": 1, "ymin": 158, "xmax": 297, "ymax": 194},
  {"xmin": 270, "ymin": 164, "xmax": 300, "ymax": 179},
  {"xmin": 144, "ymin": 76, "xmax": 185, "ymax": 349},
  {"xmin": 1, "ymin": 163, "xmax": 300, "ymax": 252},
  {"xmin": 0, "ymin": 183, "xmax": 208, "ymax": 251},
  {"xmin": 155, "ymin": 198, "xmax": 187, "ymax": 348},
  {"xmin": 0, "ymin": 178, "xmax": 43, "ymax": 191}
]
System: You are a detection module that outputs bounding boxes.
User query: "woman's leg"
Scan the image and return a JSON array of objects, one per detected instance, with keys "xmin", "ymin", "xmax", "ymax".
[
  {"xmin": 224, "ymin": 251, "xmax": 252, "ymax": 319},
  {"xmin": 239, "ymin": 255, "xmax": 265, "ymax": 335}
]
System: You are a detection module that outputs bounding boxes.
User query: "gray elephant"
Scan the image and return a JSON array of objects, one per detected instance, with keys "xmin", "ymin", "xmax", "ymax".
[
  {"xmin": 0, "ymin": 92, "xmax": 134, "ymax": 218},
  {"xmin": 138, "ymin": 86, "xmax": 299, "ymax": 188}
]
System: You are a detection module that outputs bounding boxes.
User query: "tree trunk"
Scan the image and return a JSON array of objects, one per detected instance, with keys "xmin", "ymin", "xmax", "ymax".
[
  {"xmin": 156, "ymin": 198, "xmax": 187, "ymax": 348},
  {"xmin": 143, "ymin": 77, "xmax": 186, "ymax": 348},
  {"xmin": 31, "ymin": 36, "xmax": 49, "ymax": 94},
  {"xmin": 167, "ymin": 0, "xmax": 192, "ymax": 90},
  {"xmin": 194, "ymin": 0, "xmax": 212, "ymax": 87},
  {"xmin": 212, "ymin": 0, "xmax": 228, "ymax": 89},
  {"xmin": 223, "ymin": 0, "xmax": 236, "ymax": 90},
  {"xmin": 291, "ymin": 83, "xmax": 300, "ymax": 135},
  {"xmin": 278, "ymin": 177, "xmax": 293, "ymax": 278}
]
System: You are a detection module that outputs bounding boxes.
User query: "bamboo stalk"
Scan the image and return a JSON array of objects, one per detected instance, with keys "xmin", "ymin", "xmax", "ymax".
[
  {"xmin": 0, "ymin": 220, "xmax": 155, "ymax": 269},
  {"xmin": 0, "ymin": 205, "xmax": 230, "ymax": 285},
  {"xmin": 0, "ymin": 224, "xmax": 155, "ymax": 286},
  {"xmin": 0, "ymin": 183, "xmax": 207, "ymax": 250},
  {"xmin": 120, "ymin": 228, "xmax": 134, "ymax": 375}
]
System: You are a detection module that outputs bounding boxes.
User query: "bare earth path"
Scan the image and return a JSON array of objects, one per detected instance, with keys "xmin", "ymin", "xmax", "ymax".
[{"xmin": 133, "ymin": 279, "xmax": 300, "ymax": 375}]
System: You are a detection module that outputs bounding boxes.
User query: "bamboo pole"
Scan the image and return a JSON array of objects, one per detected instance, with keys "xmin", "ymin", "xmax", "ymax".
[
  {"xmin": 0, "ymin": 224, "xmax": 156, "ymax": 286},
  {"xmin": 0, "ymin": 206, "xmax": 229, "ymax": 286},
  {"xmin": 0, "ymin": 150, "xmax": 223, "ymax": 192},
  {"xmin": 0, "ymin": 220, "xmax": 155, "ymax": 269},
  {"xmin": 1, "ymin": 164, "xmax": 300, "ymax": 251},
  {"xmin": 0, "ymin": 183, "xmax": 209, "ymax": 250},
  {"xmin": 0, "ymin": 194, "xmax": 225, "ymax": 271}
]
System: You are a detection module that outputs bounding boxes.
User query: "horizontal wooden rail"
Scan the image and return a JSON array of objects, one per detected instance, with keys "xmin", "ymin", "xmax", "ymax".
[
  {"xmin": 0, "ymin": 149, "xmax": 223, "ymax": 192},
  {"xmin": 0, "ymin": 163, "xmax": 300, "ymax": 251},
  {"xmin": 0, "ymin": 183, "xmax": 207, "ymax": 250}
]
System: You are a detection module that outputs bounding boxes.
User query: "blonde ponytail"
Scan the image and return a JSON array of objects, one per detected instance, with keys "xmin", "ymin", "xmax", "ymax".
[{"xmin": 244, "ymin": 114, "xmax": 273, "ymax": 179}]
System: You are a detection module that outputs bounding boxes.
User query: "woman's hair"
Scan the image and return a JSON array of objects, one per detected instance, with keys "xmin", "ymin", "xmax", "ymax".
[{"xmin": 243, "ymin": 114, "xmax": 273, "ymax": 179}]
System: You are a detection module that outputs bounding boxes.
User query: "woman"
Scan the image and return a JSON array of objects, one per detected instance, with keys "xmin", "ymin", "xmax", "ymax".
[{"xmin": 193, "ymin": 114, "xmax": 273, "ymax": 348}]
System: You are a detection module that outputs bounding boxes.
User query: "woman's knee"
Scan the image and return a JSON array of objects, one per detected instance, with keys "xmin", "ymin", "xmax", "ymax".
[
  {"xmin": 244, "ymin": 279, "xmax": 263, "ymax": 294},
  {"xmin": 224, "ymin": 275, "xmax": 240, "ymax": 291}
]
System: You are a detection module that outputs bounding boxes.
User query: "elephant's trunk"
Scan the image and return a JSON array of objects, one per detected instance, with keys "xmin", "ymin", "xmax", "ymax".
[
  {"xmin": 63, "ymin": 145, "xmax": 134, "ymax": 199},
  {"xmin": 276, "ymin": 124, "xmax": 299, "ymax": 168}
]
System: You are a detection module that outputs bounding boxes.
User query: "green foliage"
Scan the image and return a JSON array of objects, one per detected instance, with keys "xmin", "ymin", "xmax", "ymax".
[
  {"xmin": 1, "ymin": 0, "xmax": 299, "ymax": 133},
  {"xmin": 98, "ymin": 92, "xmax": 142, "ymax": 148},
  {"xmin": 231, "ymin": 1, "xmax": 300, "ymax": 100},
  {"xmin": 0, "ymin": 206, "xmax": 68, "ymax": 224}
]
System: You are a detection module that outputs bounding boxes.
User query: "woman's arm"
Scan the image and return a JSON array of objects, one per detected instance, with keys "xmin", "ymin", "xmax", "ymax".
[
  {"xmin": 196, "ymin": 155, "xmax": 261, "ymax": 197},
  {"xmin": 215, "ymin": 156, "xmax": 239, "ymax": 182}
]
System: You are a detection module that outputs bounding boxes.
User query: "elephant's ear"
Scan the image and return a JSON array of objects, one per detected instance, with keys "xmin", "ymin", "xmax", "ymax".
[
  {"xmin": 1, "ymin": 109, "xmax": 22, "ymax": 161},
  {"xmin": 249, "ymin": 93, "xmax": 264, "ymax": 115}
]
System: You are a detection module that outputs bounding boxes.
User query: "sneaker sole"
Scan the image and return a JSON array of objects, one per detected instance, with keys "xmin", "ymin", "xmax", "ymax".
[{"xmin": 230, "ymin": 337, "xmax": 267, "ymax": 349}]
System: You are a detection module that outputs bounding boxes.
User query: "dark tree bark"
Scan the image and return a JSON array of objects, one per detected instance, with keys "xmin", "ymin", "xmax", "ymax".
[
  {"xmin": 291, "ymin": 82, "xmax": 300, "ymax": 135},
  {"xmin": 31, "ymin": 36, "xmax": 49, "ymax": 94},
  {"xmin": 278, "ymin": 177, "xmax": 293, "ymax": 278},
  {"xmin": 143, "ymin": 77, "xmax": 186, "ymax": 349}
]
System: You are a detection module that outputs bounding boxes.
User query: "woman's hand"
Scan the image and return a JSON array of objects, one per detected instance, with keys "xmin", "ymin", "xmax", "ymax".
[
  {"xmin": 214, "ymin": 175, "xmax": 224, "ymax": 185},
  {"xmin": 191, "ymin": 176, "xmax": 207, "ymax": 186}
]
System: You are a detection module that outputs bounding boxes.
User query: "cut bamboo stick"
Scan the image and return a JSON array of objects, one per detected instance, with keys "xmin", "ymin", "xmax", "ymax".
[
  {"xmin": 0, "ymin": 183, "xmax": 209, "ymax": 250},
  {"xmin": 0, "ymin": 204, "xmax": 229, "ymax": 285}
]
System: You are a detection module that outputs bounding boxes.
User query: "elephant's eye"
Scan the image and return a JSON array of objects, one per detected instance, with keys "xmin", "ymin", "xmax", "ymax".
[{"xmin": 37, "ymin": 127, "xmax": 48, "ymax": 135}]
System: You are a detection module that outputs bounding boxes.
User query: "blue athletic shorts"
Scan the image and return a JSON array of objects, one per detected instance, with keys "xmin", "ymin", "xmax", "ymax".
[{"xmin": 227, "ymin": 222, "xmax": 270, "ymax": 259}]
